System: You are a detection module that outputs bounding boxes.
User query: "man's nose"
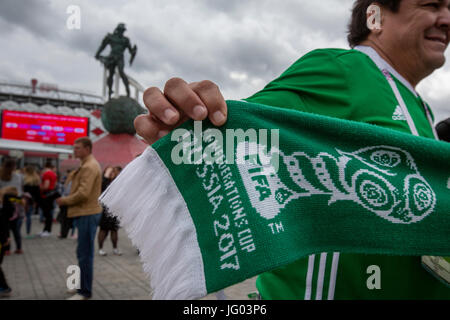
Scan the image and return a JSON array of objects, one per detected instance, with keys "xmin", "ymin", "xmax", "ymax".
[{"xmin": 438, "ymin": 6, "xmax": 450, "ymax": 30}]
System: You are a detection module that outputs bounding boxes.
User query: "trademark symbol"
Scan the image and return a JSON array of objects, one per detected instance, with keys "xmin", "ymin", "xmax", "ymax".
[{"xmin": 268, "ymin": 221, "xmax": 284, "ymax": 234}]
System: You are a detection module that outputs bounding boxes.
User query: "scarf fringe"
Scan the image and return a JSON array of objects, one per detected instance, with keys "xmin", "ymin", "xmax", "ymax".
[{"xmin": 99, "ymin": 147, "xmax": 207, "ymax": 300}]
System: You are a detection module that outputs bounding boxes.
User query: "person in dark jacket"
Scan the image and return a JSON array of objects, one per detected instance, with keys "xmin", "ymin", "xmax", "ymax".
[
  {"xmin": 98, "ymin": 166, "xmax": 122, "ymax": 256},
  {"xmin": 57, "ymin": 170, "xmax": 76, "ymax": 239},
  {"xmin": 0, "ymin": 186, "xmax": 19, "ymax": 297},
  {"xmin": 23, "ymin": 165, "xmax": 41, "ymax": 238}
]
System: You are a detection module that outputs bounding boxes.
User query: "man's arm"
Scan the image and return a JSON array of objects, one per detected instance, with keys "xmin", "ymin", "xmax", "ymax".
[
  {"xmin": 95, "ymin": 34, "xmax": 110, "ymax": 59},
  {"xmin": 41, "ymin": 179, "xmax": 50, "ymax": 191},
  {"xmin": 126, "ymin": 38, "xmax": 134, "ymax": 53},
  {"xmin": 40, "ymin": 172, "xmax": 51, "ymax": 191},
  {"xmin": 126, "ymin": 38, "xmax": 137, "ymax": 66},
  {"xmin": 57, "ymin": 166, "xmax": 97, "ymax": 207},
  {"xmin": 244, "ymin": 49, "xmax": 351, "ymax": 118}
]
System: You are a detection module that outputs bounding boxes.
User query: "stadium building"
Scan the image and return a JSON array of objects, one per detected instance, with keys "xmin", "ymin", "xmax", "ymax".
[{"xmin": 0, "ymin": 77, "xmax": 147, "ymax": 172}]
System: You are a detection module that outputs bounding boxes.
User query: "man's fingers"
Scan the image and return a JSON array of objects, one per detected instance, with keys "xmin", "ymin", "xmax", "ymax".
[
  {"xmin": 190, "ymin": 80, "xmax": 227, "ymax": 126},
  {"xmin": 164, "ymin": 78, "xmax": 208, "ymax": 121},
  {"xmin": 139, "ymin": 77, "xmax": 227, "ymax": 145},
  {"xmin": 134, "ymin": 114, "xmax": 173, "ymax": 145},
  {"xmin": 143, "ymin": 87, "xmax": 180, "ymax": 126}
]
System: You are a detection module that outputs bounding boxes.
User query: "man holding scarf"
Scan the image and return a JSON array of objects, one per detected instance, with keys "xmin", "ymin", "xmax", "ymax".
[{"xmin": 131, "ymin": 0, "xmax": 450, "ymax": 299}]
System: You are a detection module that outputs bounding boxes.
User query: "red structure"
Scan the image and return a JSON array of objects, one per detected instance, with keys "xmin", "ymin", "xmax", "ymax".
[
  {"xmin": 92, "ymin": 133, "xmax": 148, "ymax": 168},
  {"xmin": 31, "ymin": 78, "xmax": 38, "ymax": 94}
]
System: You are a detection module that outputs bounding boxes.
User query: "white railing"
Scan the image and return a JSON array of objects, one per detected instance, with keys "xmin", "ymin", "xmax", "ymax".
[
  {"xmin": 0, "ymin": 82, "xmax": 105, "ymax": 105},
  {"xmin": 102, "ymin": 68, "xmax": 145, "ymax": 102}
]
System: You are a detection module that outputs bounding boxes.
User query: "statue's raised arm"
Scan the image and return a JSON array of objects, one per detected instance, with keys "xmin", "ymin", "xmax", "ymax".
[{"xmin": 128, "ymin": 41, "xmax": 137, "ymax": 66}]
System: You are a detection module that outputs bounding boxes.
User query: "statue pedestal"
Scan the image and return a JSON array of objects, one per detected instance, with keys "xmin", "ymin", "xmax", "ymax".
[
  {"xmin": 93, "ymin": 133, "xmax": 148, "ymax": 169},
  {"xmin": 87, "ymin": 95, "xmax": 148, "ymax": 169},
  {"xmin": 101, "ymin": 96, "xmax": 145, "ymax": 135}
]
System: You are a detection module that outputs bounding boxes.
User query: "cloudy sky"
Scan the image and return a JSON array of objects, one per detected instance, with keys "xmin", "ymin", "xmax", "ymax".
[{"xmin": 0, "ymin": 0, "xmax": 449, "ymax": 122}]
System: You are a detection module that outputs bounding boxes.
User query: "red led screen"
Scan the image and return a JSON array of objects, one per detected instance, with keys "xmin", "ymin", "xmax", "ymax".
[{"xmin": 1, "ymin": 110, "xmax": 90, "ymax": 145}]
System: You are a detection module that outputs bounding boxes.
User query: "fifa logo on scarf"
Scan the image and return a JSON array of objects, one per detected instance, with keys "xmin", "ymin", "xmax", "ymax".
[{"xmin": 236, "ymin": 144, "xmax": 436, "ymax": 224}]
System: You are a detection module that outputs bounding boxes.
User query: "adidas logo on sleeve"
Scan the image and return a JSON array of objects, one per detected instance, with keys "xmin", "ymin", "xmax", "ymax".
[{"xmin": 392, "ymin": 105, "xmax": 406, "ymax": 121}]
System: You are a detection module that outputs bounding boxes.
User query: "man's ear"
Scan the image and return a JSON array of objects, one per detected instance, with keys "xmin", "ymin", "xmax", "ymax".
[{"xmin": 367, "ymin": 3, "xmax": 382, "ymax": 32}]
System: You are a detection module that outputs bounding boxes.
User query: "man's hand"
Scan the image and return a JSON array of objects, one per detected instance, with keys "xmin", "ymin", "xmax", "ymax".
[
  {"xmin": 55, "ymin": 197, "xmax": 64, "ymax": 206},
  {"xmin": 134, "ymin": 78, "xmax": 228, "ymax": 145}
]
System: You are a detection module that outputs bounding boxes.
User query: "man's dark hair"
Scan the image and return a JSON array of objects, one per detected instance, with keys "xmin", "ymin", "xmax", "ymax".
[
  {"xmin": 347, "ymin": 0, "xmax": 402, "ymax": 48},
  {"xmin": 436, "ymin": 118, "xmax": 450, "ymax": 142},
  {"xmin": 0, "ymin": 157, "xmax": 16, "ymax": 181},
  {"xmin": 75, "ymin": 136, "xmax": 93, "ymax": 152},
  {"xmin": 45, "ymin": 159, "xmax": 54, "ymax": 169}
]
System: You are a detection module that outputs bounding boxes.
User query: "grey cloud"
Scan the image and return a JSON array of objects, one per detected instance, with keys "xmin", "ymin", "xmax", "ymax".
[
  {"xmin": 0, "ymin": 0, "xmax": 448, "ymax": 122},
  {"xmin": 0, "ymin": 0, "xmax": 116, "ymax": 60},
  {"xmin": 129, "ymin": 33, "xmax": 288, "ymax": 94},
  {"xmin": 202, "ymin": 0, "xmax": 248, "ymax": 13},
  {"xmin": 0, "ymin": 0, "xmax": 62, "ymax": 40}
]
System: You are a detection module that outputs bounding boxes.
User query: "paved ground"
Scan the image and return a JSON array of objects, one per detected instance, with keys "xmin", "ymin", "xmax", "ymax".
[{"xmin": 1, "ymin": 214, "xmax": 256, "ymax": 300}]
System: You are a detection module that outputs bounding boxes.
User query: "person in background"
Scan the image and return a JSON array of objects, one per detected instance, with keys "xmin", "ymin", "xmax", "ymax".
[
  {"xmin": 39, "ymin": 161, "xmax": 58, "ymax": 237},
  {"xmin": 23, "ymin": 165, "xmax": 41, "ymax": 239},
  {"xmin": 56, "ymin": 137, "xmax": 102, "ymax": 300},
  {"xmin": 0, "ymin": 186, "xmax": 19, "ymax": 297},
  {"xmin": 57, "ymin": 170, "xmax": 76, "ymax": 239},
  {"xmin": 101, "ymin": 166, "xmax": 114, "ymax": 193},
  {"xmin": 0, "ymin": 159, "xmax": 23, "ymax": 193},
  {"xmin": 98, "ymin": 166, "xmax": 122, "ymax": 256},
  {"xmin": 0, "ymin": 158, "xmax": 24, "ymax": 254},
  {"xmin": 38, "ymin": 167, "xmax": 45, "ymax": 223},
  {"xmin": 8, "ymin": 190, "xmax": 26, "ymax": 255}
]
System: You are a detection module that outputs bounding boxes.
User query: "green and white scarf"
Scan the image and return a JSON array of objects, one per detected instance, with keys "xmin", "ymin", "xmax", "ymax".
[{"xmin": 100, "ymin": 100, "xmax": 450, "ymax": 299}]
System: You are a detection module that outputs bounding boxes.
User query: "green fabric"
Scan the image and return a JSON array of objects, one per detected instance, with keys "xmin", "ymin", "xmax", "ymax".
[
  {"xmin": 244, "ymin": 48, "xmax": 449, "ymax": 299},
  {"xmin": 245, "ymin": 49, "xmax": 434, "ymax": 138},
  {"xmin": 152, "ymin": 99, "xmax": 450, "ymax": 298}
]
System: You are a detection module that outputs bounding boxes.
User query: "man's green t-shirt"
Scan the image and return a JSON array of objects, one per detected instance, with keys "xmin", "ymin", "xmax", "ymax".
[{"xmin": 244, "ymin": 48, "xmax": 450, "ymax": 299}]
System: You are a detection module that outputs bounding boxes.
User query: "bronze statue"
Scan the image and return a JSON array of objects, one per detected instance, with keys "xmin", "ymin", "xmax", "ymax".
[{"xmin": 95, "ymin": 23, "xmax": 137, "ymax": 100}]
